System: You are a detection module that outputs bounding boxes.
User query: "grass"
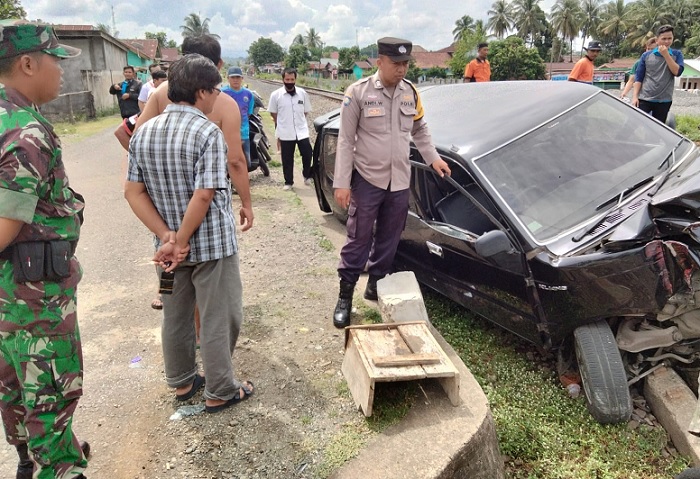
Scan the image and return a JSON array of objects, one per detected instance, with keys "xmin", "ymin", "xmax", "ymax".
[
  {"xmin": 425, "ymin": 291, "xmax": 689, "ymax": 479},
  {"xmin": 53, "ymin": 114, "xmax": 121, "ymax": 144},
  {"xmin": 677, "ymin": 114, "xmax": 700, "ymax": 142}
]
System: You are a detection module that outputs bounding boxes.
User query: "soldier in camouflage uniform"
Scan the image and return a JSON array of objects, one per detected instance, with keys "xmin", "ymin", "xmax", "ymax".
[{"xmin": 0, "ymin": 20, "xmax": 90, "ymax": 479}]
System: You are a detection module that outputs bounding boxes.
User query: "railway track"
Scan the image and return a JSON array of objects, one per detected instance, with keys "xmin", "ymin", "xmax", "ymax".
[{"xmin": 256, "ymin": 78, "xmax": 344, "ymax": 102}]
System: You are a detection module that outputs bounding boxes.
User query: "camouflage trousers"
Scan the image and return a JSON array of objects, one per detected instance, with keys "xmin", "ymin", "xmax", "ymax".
[{"xmin": 0, "ymin": 287, "xmax": 87, "ymax": 479}]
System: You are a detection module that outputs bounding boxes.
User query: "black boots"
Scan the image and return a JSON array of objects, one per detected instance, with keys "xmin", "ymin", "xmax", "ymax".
[
  {"xmin": 16, "ymin": 444, "xmax": 32, "ymax": 479},
  {"xmin": 363, "ymin": 275, "xmax": 384, "ymax": 301},
  {"xmin": 333, "ymin": 280, "xmax": 355, "ymax": 328}
]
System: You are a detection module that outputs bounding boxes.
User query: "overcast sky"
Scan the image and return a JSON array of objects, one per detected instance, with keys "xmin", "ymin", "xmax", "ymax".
[{"xmin": 27, "ymin": 0, "xmax": 557, "ymax": 58}]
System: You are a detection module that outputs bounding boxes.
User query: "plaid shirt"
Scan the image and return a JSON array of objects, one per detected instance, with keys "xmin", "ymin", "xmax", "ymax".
[{"xmin": 127, "ymin": 104, "xmax": 237, "ymax": 262}]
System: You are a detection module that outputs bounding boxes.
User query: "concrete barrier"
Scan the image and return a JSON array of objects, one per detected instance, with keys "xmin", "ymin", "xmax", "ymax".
[{"xmin": 332, "ymin": 272, "xmax": 505, "ymax": 479}]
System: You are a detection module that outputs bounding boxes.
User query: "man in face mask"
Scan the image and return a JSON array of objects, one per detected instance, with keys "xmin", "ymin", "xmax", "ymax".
[{"xmin": 268, "ymin": 68, "xmax": 313, "ymax": 190}]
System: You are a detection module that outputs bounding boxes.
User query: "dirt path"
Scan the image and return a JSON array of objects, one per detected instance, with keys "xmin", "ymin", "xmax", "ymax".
[{"xmin": 0, "ymin": 121, "xmax": 368, "ymax": 478}]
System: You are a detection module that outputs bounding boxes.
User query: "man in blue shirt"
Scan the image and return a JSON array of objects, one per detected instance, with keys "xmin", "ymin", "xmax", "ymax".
[
  {"xmin": 632, "ymin": 24, "xmax": 684, "ymax": 124},
  {"xmin": 222, "ymin": 67, "xmax": 254, "ymax": 168}
]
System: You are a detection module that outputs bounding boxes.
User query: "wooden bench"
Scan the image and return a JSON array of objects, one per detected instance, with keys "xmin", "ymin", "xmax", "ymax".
[{"xmin": 342, "ymin": 321, "xmax": 460, "ymax": 416}]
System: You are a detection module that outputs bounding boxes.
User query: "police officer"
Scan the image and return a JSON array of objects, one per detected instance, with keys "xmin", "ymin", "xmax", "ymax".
[
  {"xmin": 332, "ymin": 37, "xmax": 451, "ymax": 328},
  {"xmin": 0, "ymin": 20, "xmax": 90, "ymax": 479}
]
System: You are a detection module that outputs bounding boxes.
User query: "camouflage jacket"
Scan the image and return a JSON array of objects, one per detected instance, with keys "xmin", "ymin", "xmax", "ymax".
[{"xmin": 0, "ymin": 84, "xmax": 84, "ymax": 331}]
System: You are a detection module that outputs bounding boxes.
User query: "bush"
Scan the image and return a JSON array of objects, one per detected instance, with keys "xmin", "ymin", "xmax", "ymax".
[{"xmin": 677, "ymin": 115, "xmax": 700, "ymax": 142}]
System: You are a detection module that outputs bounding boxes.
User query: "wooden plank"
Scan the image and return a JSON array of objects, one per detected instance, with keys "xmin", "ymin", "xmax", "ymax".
[
  {"xmin": 354, "ymin": 328, "xmax": 427, "ymax": 381},
  {"xmin": 397, "ymin": 323, "xmax": 459, "ymax": 378},
  {"xmin": 372, "ymin": 353, "xmax": 442, "ymax": 367},
  {"xmin": 342, "ymin": 332, "xmax": 375, "ymax": 416}
]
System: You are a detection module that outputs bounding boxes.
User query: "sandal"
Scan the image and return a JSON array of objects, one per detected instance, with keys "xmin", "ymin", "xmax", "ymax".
[
  {"xmin": 175, "ymin": 374, "xmax": 205, "ymax": 401},
  {"xmin": 205, "ymin": 381, "xmax": 254, "ymax": 413},
  {"xmin": 151, "ymin": 296, "xmax": 163, "ymax": 310}
]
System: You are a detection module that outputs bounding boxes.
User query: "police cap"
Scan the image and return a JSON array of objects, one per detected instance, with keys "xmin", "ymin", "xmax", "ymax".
[
  {"xmin": 377, "ymin": 37, "xmax": 413, "ymax": 62},
  {"xmin": 0, "ymin": 19, "xmax": 81, "ymax": 60}
]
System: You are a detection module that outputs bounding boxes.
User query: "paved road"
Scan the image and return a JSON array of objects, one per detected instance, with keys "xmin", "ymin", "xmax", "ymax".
[{"xmin": 0, "ymin": 123, "xmax": 171, "ymax": 477}]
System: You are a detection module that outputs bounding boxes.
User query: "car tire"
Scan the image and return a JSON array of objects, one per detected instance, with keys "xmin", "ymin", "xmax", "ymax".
[{"xmin": 574, "ymin": 320, "xmax": 632, "ymax": 424}]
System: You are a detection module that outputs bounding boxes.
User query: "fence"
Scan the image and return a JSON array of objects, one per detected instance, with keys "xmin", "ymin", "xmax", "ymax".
[{"xmin": 40, "ymin": 91, "xmax": 96, "ymax": 123}]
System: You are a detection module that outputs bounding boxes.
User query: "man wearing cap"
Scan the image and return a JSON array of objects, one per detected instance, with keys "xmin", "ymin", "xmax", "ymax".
[
  {"xmin": 268, "ymin": 68, "xmax": 313, "ymax": 189},
  {"xmin": 331, "ymin": 37, "xmax": 451, "ymax": 328},
  {"xmin": 568, "ymin": 41, "xmax": 602, "ymax": 83},
  {"xmin": 222, "ymin": 67, "xmax": 255, "ymax": 168},
  {"xmin": 463, "ymin": 42, "xmax": 491, "ymax": 82},
  {"xmin": 0, "ymin": 19, "xmax": 90, "ymax": 479},
  {"xmin": 633, "ymin": 24, "xmax": 684, "ymax": 124}
]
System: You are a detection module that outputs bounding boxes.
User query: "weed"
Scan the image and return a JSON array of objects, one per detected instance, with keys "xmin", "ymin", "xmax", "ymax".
[
  {"xmin": 677, "ymin": 115, "xmax": 700, "ymax": 142},
  {"xmin": 319, "ymin": 236, "xmax": 334, "ymax": 251},
  {"xmin": 425, "ymin": 290, "xmax": 689, "ymax": 478}
]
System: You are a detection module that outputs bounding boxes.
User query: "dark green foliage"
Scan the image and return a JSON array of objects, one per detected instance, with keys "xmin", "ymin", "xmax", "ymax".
[
  {"xmin": 489, "ymin": 36, "xmax": 547, "ymax": 80},
  {"xmin": 248, "ymin": 37, "xmax": 285, "ymax": 69}
]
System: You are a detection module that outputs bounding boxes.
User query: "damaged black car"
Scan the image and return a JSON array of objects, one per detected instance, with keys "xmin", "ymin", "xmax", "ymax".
[{"xmin": 312, "ymin": 81, "xmax": 700, "ymax": 425}]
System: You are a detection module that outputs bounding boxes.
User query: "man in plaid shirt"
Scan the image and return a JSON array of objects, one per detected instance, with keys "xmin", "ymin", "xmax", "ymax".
[{"xmin": 125, "ymin": 54, "xmax": 254, "ymax": 413}]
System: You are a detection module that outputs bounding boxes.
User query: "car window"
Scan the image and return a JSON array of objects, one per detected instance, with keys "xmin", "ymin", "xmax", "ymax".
[
  {"xmin": 411, "ymin": 152, "xmax": 499, "ymax": 236},
  {"xmin": 473, "ymin": 92, "xmax": 684, "ymax": 242},
  {"xmin": 323, "ymin": 133, "xmax": 338, "ymax": 181}
]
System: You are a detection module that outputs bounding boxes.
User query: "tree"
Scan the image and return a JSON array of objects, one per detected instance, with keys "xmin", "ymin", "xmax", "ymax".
[
  {"xmin": 405, "ymin": 60, "xmax": 423, "ymax": 82},
  {"xmin": 580, "ymin": 0, "xmax": 602, "ymax": 54},
  {"xmin": 181, "ymin": 13, "xmax": 219, "ymax": 39},
  {"xmin": 686, "ymin": 23, "xmax": 700, "ymax": 56},
  {"xmin": 338, "ymin": 46, "xmax": 360, "ymax": 71},
  {"xmin": 285, "ymin": 43, "xmax": 310, "ymax": 72},
  {"xmin": 0, "ymin": 0, "xmax": 26, "ymax": 19},
  {"xmin": 424, "ymin": 66, "xmax": 448, "ymax": 78},
  {"xmin": 305, "ymin": 28, "xmax": 322, "ymax": 49},
  {"xmin": 488, "ymin": 0, "xmax": 515, "ymax": 38},
  {"xmin": 550, "ymin": 0, "xmax": 583, "ymax": 62},
  {"xmin": 248, "ymin": 37, "xmax": 284, "ymax": 69},
  {"xmin": 448, "ymin": 33, "xmax": 483, "ymax": 78},
  {"xmin": 292, "ymin": 34, "xmax": 305, "ymax": 46},
  {"xmin": 489, "ymin": 36, "xmax": 546, "ymax": 80},
  {"xmin": 145, "ymin": 31, "xmax": 177, "ymax": 50},
  {"xmin": 453, "ymin": 15, "xmax": 476, "ymax": 42},
  {"xmin": 598, "ymin": 0, "xmax": 633, "ymax": 54},
  {"xmin": 513, "ymin": 0, "xmax": 547, "ymax": 46},
  {"xmin": 627, "ymin": 0, "xmax": 666, "ymax": 47}
]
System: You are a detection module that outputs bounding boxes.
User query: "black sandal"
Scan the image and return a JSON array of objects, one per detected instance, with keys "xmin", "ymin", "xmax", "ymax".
[
  {"xmin": 175, "ymin": 374, "xmax": 205, "ymax": 401},
  {"xmin": 205, "ymin": 381, "xmax": 254, "ymax": 413}
]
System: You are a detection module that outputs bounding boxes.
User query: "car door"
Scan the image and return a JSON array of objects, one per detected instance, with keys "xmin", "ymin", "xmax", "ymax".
[{"xmin": 401, "ymin": 154, "xmax": 543, "ymax": 344}]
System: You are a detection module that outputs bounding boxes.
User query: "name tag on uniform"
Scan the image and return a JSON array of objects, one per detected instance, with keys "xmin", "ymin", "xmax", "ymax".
[{"xmin": 365, "ymin": 107, "xmax": 385, "ymax": 117}]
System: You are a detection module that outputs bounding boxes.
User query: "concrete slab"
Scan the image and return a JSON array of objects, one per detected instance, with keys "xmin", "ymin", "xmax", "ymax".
[
  {"xmin": 333, "ymin": 271, "xmax": 504, "ymax": 479},
  {"xmin": 645, "ymin": 366, "xmax": 700, "ymax": 465},
  {"xmin": 377, "ymin": 271, "xmax": 430, "ymax": 323}
]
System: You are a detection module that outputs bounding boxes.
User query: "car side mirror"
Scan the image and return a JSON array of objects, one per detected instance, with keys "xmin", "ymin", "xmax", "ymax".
[{"xmin": 475, "ymin": 230, "xmax": 515, "ymax": 257}]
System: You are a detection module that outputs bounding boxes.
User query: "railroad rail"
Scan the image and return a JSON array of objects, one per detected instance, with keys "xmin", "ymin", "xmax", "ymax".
[{"xmin": 256, "ymin": 78, "xmax": 344, "ymax": 102}]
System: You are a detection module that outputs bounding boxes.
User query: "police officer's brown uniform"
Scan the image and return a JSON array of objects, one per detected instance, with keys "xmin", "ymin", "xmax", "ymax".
[{"xmin": 332, "ymin": 37, "xmax": 448, "ymax": 328}]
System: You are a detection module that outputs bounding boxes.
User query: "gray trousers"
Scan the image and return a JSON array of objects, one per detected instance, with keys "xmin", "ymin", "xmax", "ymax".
[{"xmin": 161, "ymin": 254, "xmax": 243, "ymax": 401}]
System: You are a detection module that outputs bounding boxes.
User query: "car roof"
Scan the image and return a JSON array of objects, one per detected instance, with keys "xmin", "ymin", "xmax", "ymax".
[
  {"xmin": 419, "ymin": 81, "xmax": 599, "ymax": 161},
  {"xmin": 316, "ymin": 81, "xmax": 601, "ymax": 163}
]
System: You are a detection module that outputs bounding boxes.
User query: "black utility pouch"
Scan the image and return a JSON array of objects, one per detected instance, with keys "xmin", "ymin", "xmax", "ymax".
[
  {"xmin": 12, "ymin": 242, "xmax": 46, "ymax": 283},
  {"xmin": 45, "ymin": 241, "xmax": 72, "ymax": 281}
]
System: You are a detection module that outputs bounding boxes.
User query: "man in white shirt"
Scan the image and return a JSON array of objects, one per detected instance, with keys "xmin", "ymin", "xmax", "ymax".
[
  {"xmin": 268, "ymin": 68, "xmax": 312, "ymax": 190},
  {"xmin": 137, "ymin": 63, "xmax": 162, "ymax": 111}
]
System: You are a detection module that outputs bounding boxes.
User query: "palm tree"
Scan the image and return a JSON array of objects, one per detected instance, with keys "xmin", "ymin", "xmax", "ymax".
[
  {"xmin": 580, "ymin": 0, "xmax": 602, "ymax": 53},
  {"xmin": 627, "ymin": 0, "xmax": 665, "ymax": 47},
  {"xmin": 453, "ymin": 15, "xmax": 476, "ymax": 42},
  {"xmin": 550, "ymin": 0, "xmax": 583, "ymax": 62},
  {"xmin": 305, "ymin": 28, "xmax": 322, "ymax": 49},
  {"xmin": 181, "ymin": 13, "xmax": 220, "ymax": 39},
  {"xmin": 662, "ymin": 0, "xmax": 696, "ymax": 45},
  {"xmin": 487, "ymin": 0, "xmax": 515, "ymax": 38},
  {"xmin": 598, "ymin": 0, "xmax": 633, "ymax": 52},
  {"xmin": 292, "ymin": 34, "xmax": 305, "ymax": 46},
  {"xmin": 474, "ymin": 19, "xmax": 493, "ymax": 42},
  {"xmin": 513, "ymin": 0, "xmax": 546, "ymax": 46}
]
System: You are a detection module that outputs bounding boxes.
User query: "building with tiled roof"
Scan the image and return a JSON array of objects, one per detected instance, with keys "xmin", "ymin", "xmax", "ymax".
[
  {"xmin": 160, "ymin": 47, "xmax": 181, "ymax": 64},
  {"xmin": 120, "ymin": 39, "xmax": 159, "ymax": 61}
]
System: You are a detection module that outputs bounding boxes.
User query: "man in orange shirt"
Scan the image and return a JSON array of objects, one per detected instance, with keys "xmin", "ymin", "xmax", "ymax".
[
  {"xmin": 568, "ymin": 41, "xmax": 602, "ymax": 83},
  {"xmin": 463, "ymin": 43, "xmax": 490, "ymax": 82}
]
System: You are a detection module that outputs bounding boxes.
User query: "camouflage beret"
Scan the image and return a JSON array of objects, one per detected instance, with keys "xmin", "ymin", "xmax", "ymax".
[{"xmin": 0, "ymin": 19, "xmax": 81, "ymax": 60}]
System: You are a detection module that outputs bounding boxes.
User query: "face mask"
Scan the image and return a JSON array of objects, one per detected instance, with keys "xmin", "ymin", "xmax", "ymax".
[{"xmin": 284, "ymin": 82, "xmax": 296, "ymax": 95}]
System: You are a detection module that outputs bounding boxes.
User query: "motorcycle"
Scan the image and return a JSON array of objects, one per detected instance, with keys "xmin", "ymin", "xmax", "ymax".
[{"xmin": 248, "ymin": 112, "xmax": 271, "ymax": 176}]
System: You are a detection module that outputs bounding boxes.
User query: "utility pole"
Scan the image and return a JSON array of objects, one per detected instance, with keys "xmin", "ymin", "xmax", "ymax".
[{"xmin": 111, "ymin": 5, "xmax": 117, "ymax": 37}]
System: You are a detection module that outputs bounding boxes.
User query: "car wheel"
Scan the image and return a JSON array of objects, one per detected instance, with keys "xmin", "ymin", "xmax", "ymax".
[{"xmin": 574, "ymin": 320, "xmax": 632, "ymax": 424}]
